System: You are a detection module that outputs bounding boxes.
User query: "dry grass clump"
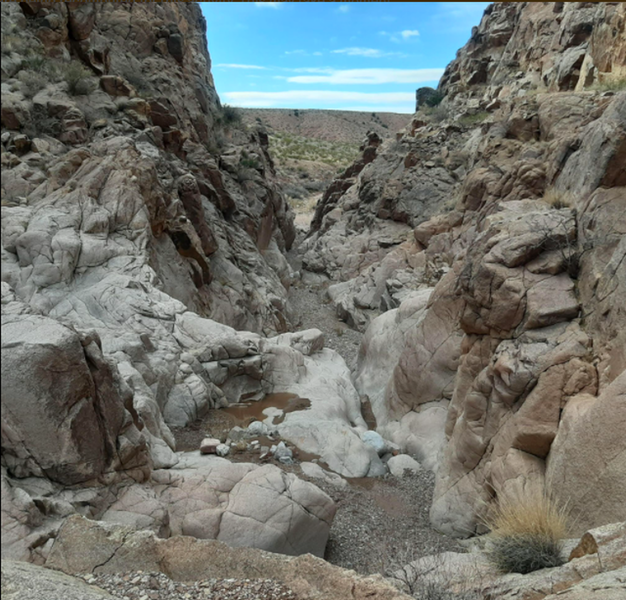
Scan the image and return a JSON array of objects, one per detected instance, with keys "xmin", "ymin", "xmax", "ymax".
[
  {"xmin": 485, "ymin": 491, "xmax": 568, "ymax": 575},
  {"xmin": 543, "ymin": 187, "xmax": 573, "ymax": 209},
  {"xmin": 591, "ymin": 76, "xmax": 626, "ymax": 92}
]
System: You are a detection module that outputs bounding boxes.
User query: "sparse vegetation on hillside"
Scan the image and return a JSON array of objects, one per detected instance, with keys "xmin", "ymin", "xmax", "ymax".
[
  {"xmin": 61, "ymin": 61, "xmax": 95, "ymax": 96},
  {"xmin": 270, "ymin": 132, "xmax": 359, "ymax": 167},
  {"xmin": 458, "ymin": 111, "xmax": 489, "ymax": 126},
  {"xmin": 485, "ymin": 492, "xmax": 568, "ymax": 574},
  {"xmin": 419, "ymin": 104, "xmax": 450, "ymax": 123},
  {"xmin": 220, "ymin": 104, "xmax": 243, "ymax": 126},
  {"xmin": 591, "ymin": 76, "xmax": 626, "ymax": 92}
]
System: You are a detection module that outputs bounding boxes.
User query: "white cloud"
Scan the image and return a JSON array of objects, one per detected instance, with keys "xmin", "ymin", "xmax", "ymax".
[
  {"xmin": 331, "ymin": 47, "xmax": 408, "ymax": 58},
  {"xmin": 254, "ymin": 2, "xmax": 282, "ymax": 8},
  {"xmin": 332, "ymin": 47, "xmax": 386, "ymax": 58},
  {"xmin": 285, "ymin": 49, "xmax": 306, "ymax": 55},
  {"xmin": 338, "ymin": 4, "xmax": 350, "ymax": 13},
  {"xmin": 216, "ymin": 63, "xmax": 267, "ymax": 70},
  {"xmin": 286, "ymin": 68, "xmax": 444, "ymax": 85},
  {"xmin": 401, "ymin": 29, "xmax": 419, "ymax": 39},
  {"xmin": 223, "ymin": 90, "xmax": 415, "ymax": 108}
]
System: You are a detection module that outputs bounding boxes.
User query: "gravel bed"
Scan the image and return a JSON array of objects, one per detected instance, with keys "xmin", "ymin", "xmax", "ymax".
[
  {"xmin": 317, "ymin": 471, "xmax": 465, "ymax": 575},
  {"xmin": 287, "ymin": 259, "xmax": 363, "ymax": 368},
  {"xmin": 81, "ymin": 572, "xmax": 299, "ymax": 600}
]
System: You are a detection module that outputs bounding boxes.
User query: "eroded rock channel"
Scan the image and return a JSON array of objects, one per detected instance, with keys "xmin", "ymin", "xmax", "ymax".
[{"xmin": 2, "ymin": 2, "xmax": 626, "ymax": 600}]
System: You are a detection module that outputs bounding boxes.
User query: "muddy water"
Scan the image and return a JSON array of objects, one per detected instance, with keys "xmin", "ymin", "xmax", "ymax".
[
  {"xmin": 172, "ymin": 392, "xmax": 312, "ymax": 454},
  {"xmin": 222, "ymin": 392, "xmax": 311, "ymax": 426}
]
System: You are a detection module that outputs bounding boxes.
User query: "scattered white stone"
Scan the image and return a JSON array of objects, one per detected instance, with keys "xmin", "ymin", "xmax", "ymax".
[
  {"xmin": 387, "ymin": 454, "xmax": 422, "ymax": 477},
  {"xmin": 273, "ymin": 441, "xmax": 293, "ymax": 462},
  {"xmin": 247, "ymin": 421, "xmax": 269, "ymax": 437},
  {"xmin": 215, "ymin": 443, "xmax": 230, "ymax": 457}
]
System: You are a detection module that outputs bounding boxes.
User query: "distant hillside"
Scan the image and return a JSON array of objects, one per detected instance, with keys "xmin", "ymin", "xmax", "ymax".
[{"xmin": 240, "ymin": 108, "xmax": 410, "ymax": 144}]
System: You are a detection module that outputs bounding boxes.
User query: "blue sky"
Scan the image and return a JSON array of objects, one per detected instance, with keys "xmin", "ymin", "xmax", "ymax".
[{"xmin": 200, "ymin": 2, "xmax": 490, "ymax": 113}]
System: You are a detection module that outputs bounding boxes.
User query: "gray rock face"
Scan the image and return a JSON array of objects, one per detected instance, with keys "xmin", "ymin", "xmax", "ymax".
[{"xmin": 1, "ymin": 313, "xmax": 149, "ymax": 486}]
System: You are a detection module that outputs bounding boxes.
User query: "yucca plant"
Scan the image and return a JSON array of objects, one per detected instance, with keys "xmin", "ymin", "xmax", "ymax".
[{"xmin": 485, "ymin": 490, "xmax": 569, "ymax": 574}]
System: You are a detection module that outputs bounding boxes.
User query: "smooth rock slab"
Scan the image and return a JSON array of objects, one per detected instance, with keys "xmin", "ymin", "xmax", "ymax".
[{"xmin": 101, "ymin": 457, "xmax": 336, "ymax": 557}]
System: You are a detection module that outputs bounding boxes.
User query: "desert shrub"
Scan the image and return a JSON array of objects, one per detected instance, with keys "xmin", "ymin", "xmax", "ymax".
[
  {"xmin": 240, "ymin": 156, "xmax": 260, "ymax": 170},
  {"xmin": 383, "ymin": 542, "xmax": 483, "ymax": 600},
  {"xmin": 19, "ymin": 70, "xmax": 48, "ymax": 99},
  {"xmin": 543, "ymin": 186, "xmax": 573, "ymax": 209},
  {"xmin": 61, "ymin": 61, "xmax": 95, "ymax": 96},
  {"xmin": 1, "ymin": 33, "xmax": 28, "ymax": 56},
  {"xmin": 424, "ymin": 92, "xmax": 444, "ymax": 107},
  {"xmin": 22, "ymin": 53, "xmax": 47, "ymax": 72},
  {"xmin": 421, "ymin": 104, "xmax": 449, "ymax": 123},
  {"xmin": 485, "ymin": 492, "xmax": 568, "ymax": 575},
  {"xmin": 458, "ymin": 111, "xmax": 489, "ymax": 126},
  {"xmin": 24, "ymin": 104, "xmax": 61, "ymax": 138},
  {"xmin": 591, "ymin": 77, "xmax": 626, "ymax": 92},
  {"xmin": 221, "ymin": 104, "xmax": 242, "ymax": 125}
]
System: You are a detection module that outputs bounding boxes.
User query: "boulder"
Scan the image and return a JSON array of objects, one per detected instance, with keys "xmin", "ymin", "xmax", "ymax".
[
  {"xmin": 199, "ymin": 438, "xmax": 220, "ymax": 454},
  {"xmin": 100, "ymin": 456, "xmax": 336, "ymax": 557},
  {"xmin": 546, "ymin": 372, "xmax": 626, "ymax": 535},
  {"xmin": 1, "ymin": 314, "xmax": 149, "ymax": 485},
  {"xmin": 46, "ymin": 516, "xmax": 411, "ymax": 600},
  {"xmin": 387, "ymin": 455, "xmax": 422, "ymax": 478}
]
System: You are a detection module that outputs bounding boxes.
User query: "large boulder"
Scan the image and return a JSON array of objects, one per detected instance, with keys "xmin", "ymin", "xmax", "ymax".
[
  {"xmin": 546, "ymin": 372, "xmax": 626, "ymax": 535},
  {"xmin": 100, "ymin": 455, "xmax": 336, "ymax": 557},
  {"xmin": 1, "ymin": 314, "xmax": 149, "ymax": 485}
]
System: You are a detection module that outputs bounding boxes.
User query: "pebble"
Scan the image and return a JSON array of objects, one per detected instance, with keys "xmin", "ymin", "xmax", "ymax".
[{"xmin": 81, "ymin": 571, "xmax": 298, "ymax": 600}]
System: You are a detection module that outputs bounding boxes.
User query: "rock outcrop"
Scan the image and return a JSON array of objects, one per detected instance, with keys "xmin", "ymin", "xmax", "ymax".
[
  {"xmin": 300, "ymin": 1, "xmax": 626, "ymax": 539},
  {"xmin": 1, "ymin": 1, "xmax": 295, "ymax": 336},
  {"xmin": 0, "ymin": 0, "xmax": 354, "ymax": 564},
  {"xmin": 43, "ymin": 515, "xmax": 411, "ymax": 600}
]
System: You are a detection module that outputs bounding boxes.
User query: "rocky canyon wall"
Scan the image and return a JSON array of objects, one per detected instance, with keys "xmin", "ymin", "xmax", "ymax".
[{"xmin": 306, "ymin": 1, "xmax": 626, "ymax": 537}]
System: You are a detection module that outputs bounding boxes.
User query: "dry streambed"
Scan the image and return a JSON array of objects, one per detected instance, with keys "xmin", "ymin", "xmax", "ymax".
[{"xmin": 171, "ymin": 267, "xmax": 462, "ymax": 575}]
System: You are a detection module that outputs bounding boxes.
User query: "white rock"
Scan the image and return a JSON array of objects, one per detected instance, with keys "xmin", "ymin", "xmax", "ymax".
[
  {"xmin": 274, "ymin": 441, "xmax": 293, "ymax": 461},
  {"xmin": 247, "ymin": 421, "xmax": 269, "ymax": 437},
  {"xmin": 388, "ymin": 454, "xmax": 422, "ymax": 477},
  {"xmin": 360, "ymin": 431, "xmax": 388, "ymax": 456},
  {"xmin": 215, "ymin": 444, "xmax": 230, "ymax": 457},
  {"xmin": 300, "ymin": 462, "xmax": 348, "ymax": 489}
]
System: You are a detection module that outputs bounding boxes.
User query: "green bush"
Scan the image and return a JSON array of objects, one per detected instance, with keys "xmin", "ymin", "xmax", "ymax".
[
  {"xmin": 61, "ymin": 61, "xmax": 95, "ymax": 96},
  {"xmin": 591, "ymin": 77, "xmax": 626, "ymax": 92},
  {"xmin": 221, "ymin": 104, "xmax": 242, "ymax": 125},
  {"xmin": 424, "ymin": 92, "xmax": 444, "ymax": 107},
  {"xmin": 240, "ymin": 156, "xmax": 260, "ymax": 170},
  {"xmin": 458, "ymin": 111, "xmax": 489, "ymax": 126},
  {"xmin": 488, "ymin": 533, "xmax": 564, "ymax": 575},
  {"xmin": 19, "ymin": 70, "xmax": 48, "ymax": 99}
]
